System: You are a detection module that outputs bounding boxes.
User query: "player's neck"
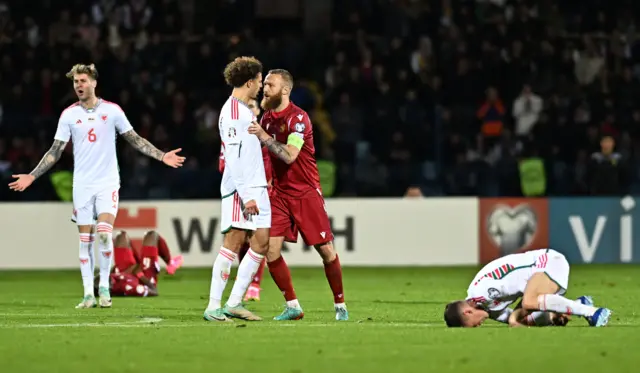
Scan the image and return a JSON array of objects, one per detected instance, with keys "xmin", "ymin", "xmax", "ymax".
[
  {"xmin": 274, "ymin": 98, "xmax": 291, "ymax": 113},
  {"xmin": 231, "ymin": 89, "xmax": 251, "ymax": 106},
  {"xmin": 79, "ymin": 96, "xmax": 99, "ymax": 110}
]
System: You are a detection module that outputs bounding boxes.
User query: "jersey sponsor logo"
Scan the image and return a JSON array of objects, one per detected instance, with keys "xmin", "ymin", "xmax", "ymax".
[
  {"xmin": 320, "ymin": 231, "xmax": 326, "ymax": 239},
  {"xmin": 297, "ymin": 114, "xmax": 304, "ymax": 120},
  {"xmin": 294, "ymin": 122, "xmax": 305, "ymax": 133},
  {"xmin": 76, "ymin": 119, "xmax": 82, "ymax": 125},
  {"xmin": 479, "ymin": 198, "xmax": 549, "ymax": 264},
  {"xmin": 88, "ymin": 117, "xmax": 95, "ymax": 121}
]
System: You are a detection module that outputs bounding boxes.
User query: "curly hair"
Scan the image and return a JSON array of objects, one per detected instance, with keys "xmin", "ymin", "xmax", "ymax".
[
  {"xmin": 223, "ymin": 57, "xmax": 263, "ymax": 88},
  {"xmin": 65, "ymin": 63, "xmax": 99, "ymax": 80}
]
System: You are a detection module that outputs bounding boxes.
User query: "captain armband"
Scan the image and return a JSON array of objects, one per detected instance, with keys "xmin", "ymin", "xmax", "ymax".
[{"xmin": 287, "ymin": 133, "xmax": 304, "ymax": 150}]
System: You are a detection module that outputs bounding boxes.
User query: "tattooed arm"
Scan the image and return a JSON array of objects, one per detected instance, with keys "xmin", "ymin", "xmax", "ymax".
[
  {"xmin": 259, "ymin": 136, "xmax": 301, "ymax": 165},
  {"xmin": 29, "ymin": 140, "xmax": 68, "ymax": 180},
  {"xmin": 120, "ymin": 130, "xmax": 165, "ymax": 161}
]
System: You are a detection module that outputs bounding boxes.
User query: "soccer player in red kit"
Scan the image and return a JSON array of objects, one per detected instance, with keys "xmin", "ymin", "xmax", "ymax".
[
  {"xmin": 102, "ymin": 230, "xmax": 183, "ymax": 297},
  {"xmin": 218, "ymin": 98, "xmax": 269, "ymax": 301},
  {"xmin": 248, "ymin": 69, "xmax": 348, "ymax": 321}
]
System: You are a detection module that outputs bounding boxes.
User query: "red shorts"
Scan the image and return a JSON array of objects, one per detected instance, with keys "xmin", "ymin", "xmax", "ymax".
[
  {"xmin": 270, "ymin": 191, "xmax": 333, "ymax": 246},
  {"xmin": 110, "ymin": 273, "xmax": 150, "ymax": 297}
]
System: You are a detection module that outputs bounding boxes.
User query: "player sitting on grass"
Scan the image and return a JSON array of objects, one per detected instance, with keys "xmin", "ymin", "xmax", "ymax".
[
  {"xmin": 444, "ymin": 248, "xmax": 612, "ymax": 328},
  {"xmin": 93, "ymin": 230, "xmax": 183, "ymax": 297}
]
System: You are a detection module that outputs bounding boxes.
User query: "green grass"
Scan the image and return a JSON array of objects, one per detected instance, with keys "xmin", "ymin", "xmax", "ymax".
[{"xmin": 0, "ymin": 266, "xmax": 639, "ymax": 373}]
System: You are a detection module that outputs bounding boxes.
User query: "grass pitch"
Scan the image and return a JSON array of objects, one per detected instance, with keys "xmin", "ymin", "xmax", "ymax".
[{"xmin": 0, "ymin": 266, "xmax": 639, "ymax": 373}]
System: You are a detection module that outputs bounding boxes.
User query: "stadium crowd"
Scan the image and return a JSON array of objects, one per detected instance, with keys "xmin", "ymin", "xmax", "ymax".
[{"xmin": 1, "ymin": 0, "xmax": 640, "ymax": 201}]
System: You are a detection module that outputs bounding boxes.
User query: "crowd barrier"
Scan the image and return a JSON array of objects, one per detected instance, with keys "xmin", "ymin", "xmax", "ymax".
[{"xmin": 1, "ymin": 197, "xmax": 638, "ymax": 269}]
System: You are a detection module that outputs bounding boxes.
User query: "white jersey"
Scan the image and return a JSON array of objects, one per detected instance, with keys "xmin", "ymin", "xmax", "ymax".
[
  {"xmin": 219, "ymin": 96, "xmax": 267, "ymax": 203},
  {"xmin": 54, "ymin": 99, "xmax": 133, "ymax": 188},
  {"xmin": 466, "ymin": 248, "xmax": 569, "ymax": 315}
]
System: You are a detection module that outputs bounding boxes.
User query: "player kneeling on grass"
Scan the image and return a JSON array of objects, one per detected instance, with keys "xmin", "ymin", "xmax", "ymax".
[
  {"xmin": 444, "ymin": 248, "xmax": 612, "ymax": 328},
  {"xmin": 96, "ymin": 230, "xmax": 183, "ymax": 297},
  {"xmin": 203, "ymin": 56, "xmax": 271, "ymax": 322}
]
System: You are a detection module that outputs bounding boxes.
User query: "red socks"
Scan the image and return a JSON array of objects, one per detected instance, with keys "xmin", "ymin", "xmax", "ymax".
[
  {"xmin": 157, "ymin": 235, "xmax": 172, "ymax": 264},
  {"xmin": 252, "ymin": 258, "xmax": 266, "ymax": 287},
  {"xmin": 268, "ymin": 256, "xmax": 297, "ymax": 301},
  {"xmin": 324, "ymin": 255, "xmax": 345, "ymax": 303}
]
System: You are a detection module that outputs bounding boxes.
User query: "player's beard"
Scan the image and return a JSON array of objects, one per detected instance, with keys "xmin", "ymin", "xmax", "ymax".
[{"xmin": 261, "ymin": 90, "xmax": 283, "ymax": 110}]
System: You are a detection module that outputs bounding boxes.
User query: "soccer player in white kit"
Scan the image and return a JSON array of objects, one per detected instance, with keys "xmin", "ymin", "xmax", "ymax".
[
  {"xmin": 203, "ymin": 57, "xmax": 271, "ymax": 322},
  {"xmin": 9, "ymin": 64, "xmax": 185, "ymax": 309},
  {"xmin": 444, "ymin": 248, "xmax": 612, "ymax": 327}
]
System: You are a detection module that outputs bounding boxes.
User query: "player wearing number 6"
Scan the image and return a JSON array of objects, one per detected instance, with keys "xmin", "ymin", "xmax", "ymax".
[{"xmin": 8, "ymin": 63, "xmax": 185, "ymax": 309}]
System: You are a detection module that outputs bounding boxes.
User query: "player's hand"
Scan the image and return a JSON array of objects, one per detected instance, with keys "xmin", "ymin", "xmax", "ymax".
[
  {"xmin": 248, "ymin": 122, "xmax": 269, "ymax": 141},
  {"xmin": 8, "ymin": 174, "xmax": 35, "ymax": 192},
  {"xmin": 552, "ymin": 313, "xmax": 570, "ymax": 327},
  {"xmin": 162, "ymin": 148, "xmax": 186, "ymax": 168},
  {"xmin": 244, "ymin": 200, "xmax": 259, "ymax": 217}
]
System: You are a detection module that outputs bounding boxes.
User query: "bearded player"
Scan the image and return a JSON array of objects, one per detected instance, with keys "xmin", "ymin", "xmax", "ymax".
[
  {"xmin": 248, "ymin": 70, "xmax": 347, "ymax": 321},
  {"xmin": 443, "ymin": 248, "xmax": 612, "ymax": 327},
  {"xmin": 219, "ymin": 98, "xmax": 269, "ymax": 301}
]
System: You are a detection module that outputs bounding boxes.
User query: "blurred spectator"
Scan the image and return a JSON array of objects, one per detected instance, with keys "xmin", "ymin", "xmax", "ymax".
[
  {"xmin": 512, "ymin": 85, "xmax": 543, "ymax": 137},
  {"xmin": 3, "ymin": 0, "xmax": 640, "ymax": 200},
  {"xmin": 588, "ymin": 136, "xmax": 628, "ymax": 195}
]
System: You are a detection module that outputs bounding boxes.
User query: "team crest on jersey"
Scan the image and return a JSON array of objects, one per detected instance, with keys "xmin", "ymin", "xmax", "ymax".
[
  {"xmin": 280, "ymin": 124, "xmax": 286, "ymax": 133},
  {"xmin": 228, "ymin": 127, "xmax": 237, "ymax": 138},
  {"xmin": 295, "ymin": 122, "xmax": 305, "ymax": 132},
  {"xmin": 101, "ymin": 114, "xmax": 108, "ymax": 122},
  {"xmin": 488, "ymin": 288, "xmax": 501, "ymax": 299}
]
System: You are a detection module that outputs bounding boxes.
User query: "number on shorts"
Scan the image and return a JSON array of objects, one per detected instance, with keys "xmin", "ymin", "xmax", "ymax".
[
  {"xmin": 142, "ymin": 257, "xmax": 151, "ymax": 270},
  {"xmin": 88, "ymin": 128, "xmax": 97, "ymax": 142},
  {"xmin": 112, "ymin": 190, "xmax": 118, "ymax": 209}
]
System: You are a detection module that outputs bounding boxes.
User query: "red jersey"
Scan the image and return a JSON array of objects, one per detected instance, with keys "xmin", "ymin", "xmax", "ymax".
[
  {"xmin": 261, "ymin": 103, "xmax": 321, "ymax": 198},
  {"xmin": 219, "ymin": 144, "xmax": 272, "ymax": 184}
]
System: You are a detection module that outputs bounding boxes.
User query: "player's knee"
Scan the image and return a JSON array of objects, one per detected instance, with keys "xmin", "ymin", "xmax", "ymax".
[
  {"xmin": 223, "ymin": 229, "xmax": 247, "ymax": 253},
  {"xmin": 114, "ymin": 231, "xmax": 129, "ymax": 247},
  {"xmin": 142, "ymin": 230, "xmax": 159, "ymax": 246},
  {"xmin": 521, "ymin": 295, "xmax": 539, "ymax": 311},
  {"xmin": 314, "ymin": 242, "xmax": 335, "ymax": 262}
]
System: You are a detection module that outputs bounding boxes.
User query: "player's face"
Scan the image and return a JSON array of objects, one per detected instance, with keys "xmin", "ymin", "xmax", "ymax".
[
  {"xmin": 461, "ymin": 304, "xmax": 489, "ymax": 327},
  {"xmin": 73, "ymin": 73, "xmax": 96, "ymax": 101},
  {"xmin": 261, "ymin": 73, "xmax": 284, "ymax": 110},
  {"xmin": 248, "ymin": 100, "xmax": 261, "ymax": 118},
  {"xmin": 248, "ymin": 73, "xmax": 263, "ymax": 100}
]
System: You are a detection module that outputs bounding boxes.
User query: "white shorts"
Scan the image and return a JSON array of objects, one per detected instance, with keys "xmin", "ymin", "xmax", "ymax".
[
  {"xmin": 72, "ymin": 186, "xmax": 120, "ymax": 226},
  {"xmin": 220, "ymin": 187, "xmax": 271, "ymax": 233},
  {"xmin": 534, "ymin": 249, "xmax": 570, "ymax": 291}
]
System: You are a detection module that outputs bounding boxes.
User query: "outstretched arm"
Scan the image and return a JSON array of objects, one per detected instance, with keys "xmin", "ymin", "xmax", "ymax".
[
  {"xmin": 120, "ymin": 130, "xmax": 165, "ymax": 161},
  {"xmin": 29, "ymin": 139, "xmax": 67, "ymax": 179}
]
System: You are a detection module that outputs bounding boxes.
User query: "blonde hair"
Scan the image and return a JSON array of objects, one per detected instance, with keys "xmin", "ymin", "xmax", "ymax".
[{"xmin": 65, "ymin": 64, "xmax": 98, "ymax": 80}]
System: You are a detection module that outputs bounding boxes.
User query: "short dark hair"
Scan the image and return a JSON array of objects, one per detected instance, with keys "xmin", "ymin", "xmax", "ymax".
[
  {"xmin": 268, "ymin": 69, "xmax": 294, "ymax": 89},
  {"xmin": 223, "ymin": 57, "xmax": 263, "ymax": 88},
  {"xmin": 443, "ymin": 301, "xmax": 466, "ymax": 327}
]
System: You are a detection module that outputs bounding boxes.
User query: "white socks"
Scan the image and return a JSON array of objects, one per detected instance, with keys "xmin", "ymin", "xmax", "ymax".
[
  {"xmin": 537, "ymin": 294, "xmax": 597, "ymax": 317},
  {"xmin": 79, "ymin": 233, "xmax": 94, "ymax": 296},
  {"xmin": 227, "ymin": 249, "xmax": 265, "ymax": 307},
  {"xmin": 207, "ymin": 247, "xmax": 236, "ymax": 310},
  {"xmin": 96, "ymin": 223, "xmax": 114, "ymax": 289}
]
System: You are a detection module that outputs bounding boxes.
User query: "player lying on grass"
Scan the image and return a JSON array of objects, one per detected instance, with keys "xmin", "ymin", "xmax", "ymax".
[
  {"xmin": 89, "ymin": 229, "xmax": 183, "ymax": 297},
  {"xmin": 444, "ymin": 248, "xmax": 612, "ymax": 327},
  {"xmin": 219, "ymin": 98, "xmax": 268, "ymax": 302}
]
